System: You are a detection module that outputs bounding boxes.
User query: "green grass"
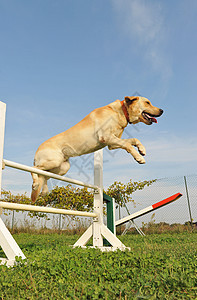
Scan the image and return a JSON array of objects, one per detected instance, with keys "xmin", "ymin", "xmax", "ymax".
[{"xmin": 0, "ymin": 233, "xmax": 197, "ymax": 299}]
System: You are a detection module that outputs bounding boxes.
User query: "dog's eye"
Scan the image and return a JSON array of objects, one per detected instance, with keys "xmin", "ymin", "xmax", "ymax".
[{"xmin": 146, "ymin": 101, "xmax": 150, "ymax": 105}]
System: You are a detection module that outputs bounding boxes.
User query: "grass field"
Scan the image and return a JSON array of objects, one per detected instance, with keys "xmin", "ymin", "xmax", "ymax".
[{"xmin": 0, "ymin": 232, "xmax": 196, "ymax": 299}]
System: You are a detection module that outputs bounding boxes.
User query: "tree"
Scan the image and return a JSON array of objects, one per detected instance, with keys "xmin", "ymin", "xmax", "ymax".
[
  {"xmin": 106, "ymin": 179, "xmax": 156, "ymax": 207},
  {"xmin": 1, "ymin": 179, "xmax": 156, "ymax": 219}
]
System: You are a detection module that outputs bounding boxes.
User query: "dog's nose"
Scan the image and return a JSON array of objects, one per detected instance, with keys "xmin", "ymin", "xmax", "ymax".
[{"xmin": 159, "ymin": 109, "xmax": 163, "ymax": 115}]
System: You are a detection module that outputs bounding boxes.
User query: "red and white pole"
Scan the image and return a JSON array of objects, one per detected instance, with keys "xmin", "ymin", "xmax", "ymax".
[{"xmin": 115, "ymin": 193, "xmax": 182, "ymax": 226}]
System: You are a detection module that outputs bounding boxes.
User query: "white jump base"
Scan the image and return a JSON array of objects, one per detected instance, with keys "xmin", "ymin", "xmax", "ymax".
[{"xmin": 0, "ymin": 101, "xmax": 128, "ymax": 267}]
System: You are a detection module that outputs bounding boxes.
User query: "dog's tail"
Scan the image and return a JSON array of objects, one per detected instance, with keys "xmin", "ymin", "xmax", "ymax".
[{"xmin": 31, "ymin": 174, "xmax": 45, "ymax": 203}]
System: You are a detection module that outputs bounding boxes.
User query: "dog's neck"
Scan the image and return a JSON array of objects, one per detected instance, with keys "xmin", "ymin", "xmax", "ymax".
[{"xmin": 121, "ymin": 100, "xmax": 131, "ymax": 124}]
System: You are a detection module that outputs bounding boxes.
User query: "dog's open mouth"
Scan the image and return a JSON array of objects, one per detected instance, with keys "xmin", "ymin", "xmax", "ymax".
[{"xmin": 142, "ymin": 112, "xmax": 158, "ymax": 124}]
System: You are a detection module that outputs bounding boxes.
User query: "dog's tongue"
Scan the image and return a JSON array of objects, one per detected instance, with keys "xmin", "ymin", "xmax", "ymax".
[
  {"xmin": 144, "ymin": 112, "xmax": 158, "ymax": 123},
  {"xmin": 151, "ymin": 117, "xmax": 157, "ymax": 123}
]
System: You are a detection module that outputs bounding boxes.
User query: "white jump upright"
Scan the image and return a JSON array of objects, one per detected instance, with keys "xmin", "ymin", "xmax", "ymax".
[
  {"xmin": 73, "ymin": 150, "xmax": 126, "ymax": 250},
  {"xmin": 0, "ymin": 101, "xmax": 26, "ymax": 266},
  {"xmin": 0, "ymin": 101, "xmax": 127, "ymax": 266},
  {"xmin": 0, "ymin": 101, "xmax": 6, "ymax": 193}
]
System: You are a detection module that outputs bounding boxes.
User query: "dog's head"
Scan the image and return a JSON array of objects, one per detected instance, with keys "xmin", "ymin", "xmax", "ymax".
[{"xmin": 124, "ymin": 96, "xmax": 163, "ymax": 125}]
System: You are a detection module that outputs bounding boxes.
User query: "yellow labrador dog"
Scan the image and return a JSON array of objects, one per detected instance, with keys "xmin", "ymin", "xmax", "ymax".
[{"xmin": 31, "ymin": 96, "xmax": 163, "ymax": 202}]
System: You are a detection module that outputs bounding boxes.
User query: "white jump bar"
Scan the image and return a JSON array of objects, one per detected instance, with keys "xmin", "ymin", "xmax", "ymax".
[
  {"xmin": 0, "ymin": 201, "xmax": 98, "ymax": 218},
  {"xmin": 3, "ymin": 159, "xmax": 98, "ymax": 190}
]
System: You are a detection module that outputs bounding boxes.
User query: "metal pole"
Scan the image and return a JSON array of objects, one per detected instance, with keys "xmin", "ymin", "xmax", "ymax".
[
  {"xmin": 11, "ymin": 210, "xmax": 15, "ymax": 232},
  {"xmin": 59, "ymin": 214, "xmax": 61, "ymax": 232},
  {"xmin": 121, "ymin": 198, "xmax": 145, "ymax": 236},
  {"xmin": 184, "ymin": 176, "xmax": 193, "ymax": 227},
  {"xmin": 118, "ymin": 203, "xmax": 121, "ymax": 235}
]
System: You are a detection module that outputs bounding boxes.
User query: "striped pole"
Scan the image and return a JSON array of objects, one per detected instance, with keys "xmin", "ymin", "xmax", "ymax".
[{"xmin": 115, "ymin": 193, "xmax": 182, "ymax": 226}]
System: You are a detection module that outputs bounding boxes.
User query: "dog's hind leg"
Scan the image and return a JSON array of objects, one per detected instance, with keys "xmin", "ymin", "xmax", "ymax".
[
  {"xmin": 49, "ymin": 160, "xmax": 70, "ymax": 176},
  {"xmin": 31, "ymin": 153, "xmax": 64, "ymax": 201},
  {"xmin": 31, "ymin": 171, "xmax": 39, "ymax": 193},
  {"xmin": 31, "ymin": 152, "xmax": 70, "ymax": 202},
  {"xmin": 31, "ymin": 174, "xmax": 45, "ymax": 203},
  {"xmin": 41, "ymin": 177, "xmax": 49, "ymax": 196},
  {"xmin": 39, "ymin": 161, "xmax": 70, "ymax": 198},
  {"xmin": 31, "ymin": 160, "xmax": 58, "ymax": 202},
  {"xmin": 57, "ymin": 160, "xmax": 70, "ymax": 176}
]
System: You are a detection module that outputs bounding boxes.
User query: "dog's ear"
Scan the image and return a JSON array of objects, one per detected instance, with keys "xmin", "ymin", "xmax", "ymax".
[{"xmin": 124, "ymin": 96, "xmax": 139, "ymax": 106}]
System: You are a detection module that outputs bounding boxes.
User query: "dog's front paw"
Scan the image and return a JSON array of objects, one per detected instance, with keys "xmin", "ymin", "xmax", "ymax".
[
  {"xmin": 130, "ymin": 138, "xmax": 146, "ymax": 156},
  {"xmin": 138, "ymin": 145, "xmax": 146, "ymax": 156},
  {"xmin": 135, "ymin": 155, "xmax": 146, "ymax": 164}
]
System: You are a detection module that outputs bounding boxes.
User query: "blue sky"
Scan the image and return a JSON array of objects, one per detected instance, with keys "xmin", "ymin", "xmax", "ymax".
[{"xmin": 1, "ymin": 0, "xmax": 197, "ymax": 195}]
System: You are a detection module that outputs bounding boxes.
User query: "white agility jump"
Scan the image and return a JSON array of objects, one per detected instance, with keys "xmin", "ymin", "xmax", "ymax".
[{"xmin": 0, "ymin": 101, "xmax": 128, "ymax": 266}]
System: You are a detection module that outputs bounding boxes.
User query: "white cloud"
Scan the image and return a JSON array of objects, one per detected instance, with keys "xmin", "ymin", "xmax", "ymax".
[
  {"xmin": 111, "ymin": 0, "xmax": 172, "ymax": 81},
  {"xmin": 99, "ymin": 132, "xmax": 197, "ymax": 187},
  {"xmin": 145, "ymin": 135, "xmax": 197, "ymax": 163},
  {"xmin": 113, "ymin": 0, "xmax": 162, "ymax": 43},
  {"xmin": 2, "ymin": 168, "xmax": 32, "ymax": 195},
  {"xmin": 103, "ymin": 132, "xmax": 197, "ymax": 166}
]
